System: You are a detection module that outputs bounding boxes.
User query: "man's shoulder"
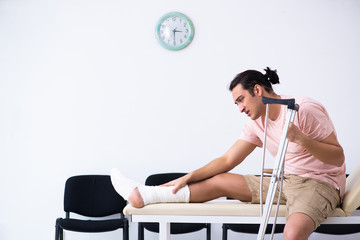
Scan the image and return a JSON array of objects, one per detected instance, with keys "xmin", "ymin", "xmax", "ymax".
[{"xmin": 282, "ymin": 95, "xmax": 326, "ymax": 112}]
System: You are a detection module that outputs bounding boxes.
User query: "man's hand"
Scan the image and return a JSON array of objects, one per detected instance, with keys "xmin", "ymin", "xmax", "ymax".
[
  {"xmin": 286, "ymin": 123, "xmax": 344, "ymax": 167},
  {"xmin": 160, "ymin": 175, "xmax": 189, "ymax": 194},
  {"xmin": 286, "ymin": 122, "xmax": 306, "ymax": 144}
]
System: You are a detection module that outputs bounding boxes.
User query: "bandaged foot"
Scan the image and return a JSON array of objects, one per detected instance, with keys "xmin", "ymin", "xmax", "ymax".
[
  {"xmin": 110, "ymin": 168, "xmax": 140, "ymax": 200},
  {"xmin": 110, "ymin": 168, "xmax": 190, "ymax": 208}
]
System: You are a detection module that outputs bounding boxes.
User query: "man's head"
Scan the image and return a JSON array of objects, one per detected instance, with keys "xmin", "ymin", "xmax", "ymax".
[
  {"xmin": 230, "ymin": 67, "xmax": 280, "ymax": 120},
  {"xmin": 229, "ymin": 67, "xmax": 279, "ymax": 95}
]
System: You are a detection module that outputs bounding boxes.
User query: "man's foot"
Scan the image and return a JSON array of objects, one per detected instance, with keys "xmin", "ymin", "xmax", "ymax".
[{"xmin": 128, "ymin": 187, "xmax": 145, "ymax": 208}]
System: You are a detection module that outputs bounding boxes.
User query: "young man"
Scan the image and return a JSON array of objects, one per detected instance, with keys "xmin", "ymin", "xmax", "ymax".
[{"xmin": 111, "ymin": 67, "xmax": 346, "ymax": 240}]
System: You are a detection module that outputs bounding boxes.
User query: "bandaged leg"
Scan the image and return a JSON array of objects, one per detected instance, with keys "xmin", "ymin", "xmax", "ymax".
[
  {"xmin": 110, "ymin": 168, "xmax": 140, "ymax": 200},
  {"xmin": 138, "ymin": 185, "xmax": 190, "ymax": 206},
  {"xmin": 110, "ymin": 168, "xmax": 190, "ymax": 206}
]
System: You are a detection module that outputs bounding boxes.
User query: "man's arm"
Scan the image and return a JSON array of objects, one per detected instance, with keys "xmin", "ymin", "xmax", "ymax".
[
  {"xmin": 166, "ymin": 139, "xmax": 256, "ymax": 193},
  {"xmin": 287, "ymin": 123, "xmax": 345, "ymax": 167}
]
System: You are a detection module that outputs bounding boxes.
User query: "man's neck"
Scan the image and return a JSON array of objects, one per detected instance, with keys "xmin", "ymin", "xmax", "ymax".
[{"xmin": 264, "ymin": 94, "xmax": 281, "ymax": 121}]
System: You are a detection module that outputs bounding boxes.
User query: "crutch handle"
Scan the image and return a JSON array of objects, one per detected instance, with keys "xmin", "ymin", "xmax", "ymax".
[{"xmin": 262, "ymin": 97, "xmax": 299, "ymax": 111}]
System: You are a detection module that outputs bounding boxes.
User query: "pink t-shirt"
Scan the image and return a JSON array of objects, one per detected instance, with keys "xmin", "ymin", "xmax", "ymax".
[{"xmin": 239, "ymin": 96, "xmax": 346, "ymax": 199}]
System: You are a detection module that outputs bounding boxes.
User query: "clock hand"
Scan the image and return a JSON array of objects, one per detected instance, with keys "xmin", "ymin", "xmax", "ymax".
[
  {"xmin": 172, "ymin": 27, "xmax": 182, "ymax": 33},
  {"xmin": 172, "ymin": 28, "xmax": 179, "ymax": 41}
]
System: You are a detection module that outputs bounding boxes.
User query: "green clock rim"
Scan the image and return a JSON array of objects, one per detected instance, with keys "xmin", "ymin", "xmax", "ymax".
[{"xmin": 155, "ymin": 12, "xmax": 195, "ymax": 51}]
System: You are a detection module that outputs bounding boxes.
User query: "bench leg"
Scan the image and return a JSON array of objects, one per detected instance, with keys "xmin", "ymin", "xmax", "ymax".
[{"xmin": 159, "ymin": 222, "xmax": 170, "ymax": 240}]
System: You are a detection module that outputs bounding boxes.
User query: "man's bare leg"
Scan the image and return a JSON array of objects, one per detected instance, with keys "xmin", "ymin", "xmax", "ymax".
[
  {"xmin": 188, "ymin": 173, "xmax": 252, "ymax": 202},
  {"xmin": 128, "ymin": 173, "xmax": 252, "ymax": 207},
  {"xmin": 283, "ymin": 213, "xmax": 315, "ymax": 240}
]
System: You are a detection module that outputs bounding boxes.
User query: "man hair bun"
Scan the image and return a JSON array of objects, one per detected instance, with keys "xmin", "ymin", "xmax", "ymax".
[{"xmin": 264, "ymin": 67, "xmax": 280, "ymax": 85}]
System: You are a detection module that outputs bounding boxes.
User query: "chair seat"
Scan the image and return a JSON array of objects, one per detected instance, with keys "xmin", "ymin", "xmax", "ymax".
[
  {"xmin": 57, "ymin": 217, "xmax": 125, "ymax": 232},
  {"xmin": 142, "ymin": 222, "xmax": 208, "ymax": 234},
  {"xmin": 315, "ymin": 224, "xmax": 360, "ymax": 235}
]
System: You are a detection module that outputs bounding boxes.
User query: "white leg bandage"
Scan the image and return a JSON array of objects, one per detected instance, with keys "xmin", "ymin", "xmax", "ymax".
[
  {"xmin": 138, "ymin": 185, "xmax": 190, "ymax": 206},
  {"xmin": 110, "ymin": 168, "xmax": 190, "ymax": 206},
  {"xmin": 110, "ymin": 168, "xmax": 140, "ymax": 200}
]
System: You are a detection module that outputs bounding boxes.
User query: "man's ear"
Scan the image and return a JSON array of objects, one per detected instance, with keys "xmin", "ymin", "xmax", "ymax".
[{"xmin": 254, "ymin": 84, "xmax": 263, "ymax": 96}]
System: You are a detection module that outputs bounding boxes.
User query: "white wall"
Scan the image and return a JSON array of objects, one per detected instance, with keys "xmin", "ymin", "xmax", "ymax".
[{"xmin": 0, "ymin": 0, "xmax": 359, "ymax": 239}]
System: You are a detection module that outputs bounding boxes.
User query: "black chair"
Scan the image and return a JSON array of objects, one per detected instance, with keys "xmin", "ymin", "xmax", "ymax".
[
  {"xmin": 314, "ymin": 222, "xmax": 360, "ymax": 235},
  {"xmin": 138, "ymin": 173, "xmax": 211, "ymax": 240},
  {"xmin": 55, "ymin": 175, "xmax": 129, "ymax": 240}
]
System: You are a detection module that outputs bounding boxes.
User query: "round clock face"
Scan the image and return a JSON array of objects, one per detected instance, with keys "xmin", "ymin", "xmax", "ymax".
[{"xmin": 155, "ymin": 12, "xmax": 194, "ymax": 51}]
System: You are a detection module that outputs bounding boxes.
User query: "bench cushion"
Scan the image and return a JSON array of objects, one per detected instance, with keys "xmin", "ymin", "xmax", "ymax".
[
  {"xmin": 342, "ymin": 165, "xmax": 360, "ymax": 216},
  {"xmin": 123, "ymin": 200, "xmax": 346, "ymax": 217}
]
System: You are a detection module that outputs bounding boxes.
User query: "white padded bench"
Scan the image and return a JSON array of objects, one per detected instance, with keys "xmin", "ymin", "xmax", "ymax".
[{"xmin": 124, "ymin": 165, "xmax": 360, "ymax": 240}]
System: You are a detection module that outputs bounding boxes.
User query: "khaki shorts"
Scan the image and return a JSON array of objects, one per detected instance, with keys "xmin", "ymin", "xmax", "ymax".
[{"xmin": 244, "ymin": 174, "xmax": 341, "ymax": 228}]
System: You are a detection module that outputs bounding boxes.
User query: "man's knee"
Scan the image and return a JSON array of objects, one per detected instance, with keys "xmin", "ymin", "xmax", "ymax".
[
  {"xmin": 210, "ymin": 173, "xmax": 246, "ymax": 188},
  {"xmin": 208, "ymin": 173, "xmax": 231, "ymax": 194},
  {"xmin": 210, "ymin": 172, "xmax": 232, "ymax": 182},
  {"xmin": 284, "ymin": 225, "xmax": 302, "ymax": 240},
  {"xmin": 210, "ymin": 173, "xmax": 251, "ymax": 200},
  {"xmin": 284, "ymin": 213, "xmax": 315, "ymax": 240}
]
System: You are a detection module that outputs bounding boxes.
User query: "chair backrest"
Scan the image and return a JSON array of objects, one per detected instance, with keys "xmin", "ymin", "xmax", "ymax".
[
  {"xmin": 342, "ymin": 165, "xmax": 360, "ymax": 216},
  {"xmin": 145, "ymin": 173, "xmax": 186, "ymax": 186},
  {"xmin": 63, "ymin": 175, "xmax": 127, "ymax": 217}
]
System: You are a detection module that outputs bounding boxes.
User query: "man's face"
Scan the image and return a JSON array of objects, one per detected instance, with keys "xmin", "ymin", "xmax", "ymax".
[{"xmin": 231, "ymin": 84, "xmax": 264, "ymax": 120}]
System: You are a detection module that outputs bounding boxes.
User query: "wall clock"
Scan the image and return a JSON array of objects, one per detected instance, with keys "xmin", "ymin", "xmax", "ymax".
[{"xmin": 155, "ymin": 12, "xmax": 194, "ymax": 51}]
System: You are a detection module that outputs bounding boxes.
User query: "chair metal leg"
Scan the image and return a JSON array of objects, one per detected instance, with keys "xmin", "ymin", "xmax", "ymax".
[
  {"xmin": 55, "ymin": 223, "xmax": 59, "ymax": 240},
  {"xmin": 55, "ymin": 218, "xmax": 63, "ymax": 240},
  {"xmin": 123, "ymin": 219, "xmax": 129, "ymax": 240},
  {"xmin": 138, "ymin": 223, "xmax": 144, "ymax": 240},
  {"xmin": 222, "ymin": 224, "xmax": 228, "ymax": 240},
  {"xmin": 206, "ymin": 223, "xmax": 211, "ymax": 240}
]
